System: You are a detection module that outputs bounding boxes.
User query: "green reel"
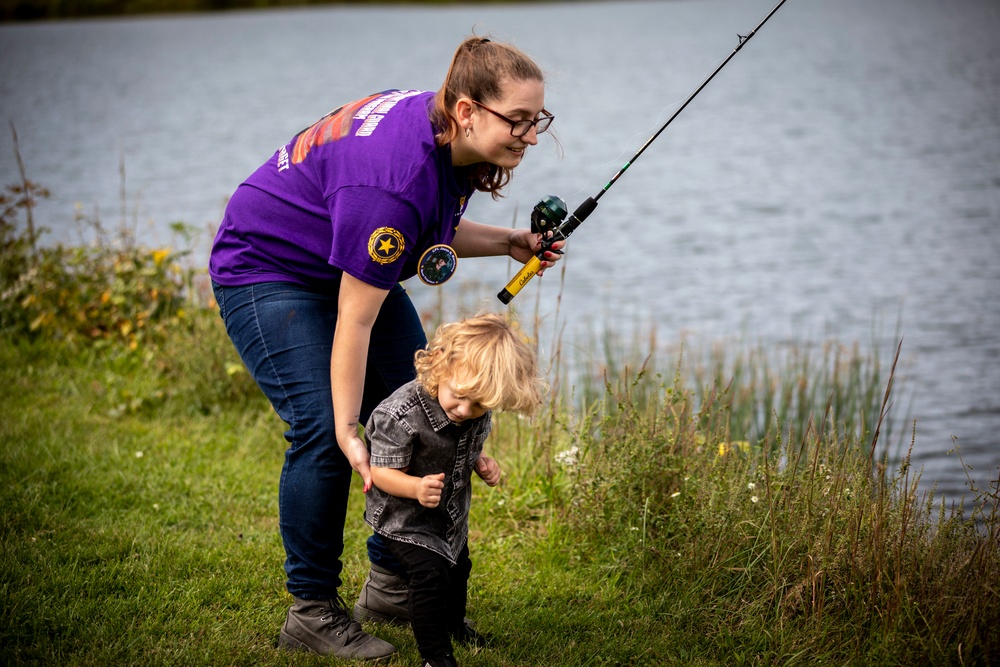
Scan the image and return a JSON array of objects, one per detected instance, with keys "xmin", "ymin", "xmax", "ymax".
[{"xmin": 530, "ymin": 195, "xmax": 568, "ymax": 235}]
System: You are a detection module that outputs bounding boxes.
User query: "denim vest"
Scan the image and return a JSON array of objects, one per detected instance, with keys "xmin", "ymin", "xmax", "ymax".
[{"xmin": 364, "ymin": 380, "xmax": 492, "ymax": 564}]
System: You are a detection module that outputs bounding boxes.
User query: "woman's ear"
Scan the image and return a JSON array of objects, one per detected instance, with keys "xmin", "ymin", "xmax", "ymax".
[{"xmin": 454, "ymin": 97, "xmax": 475, "ymax": 129}]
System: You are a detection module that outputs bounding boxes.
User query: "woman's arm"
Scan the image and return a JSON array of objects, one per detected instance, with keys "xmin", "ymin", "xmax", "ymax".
[
  {"xmin": 331, "ymin": 272, "xmax": 389, "ymax": 493},
  {"xmin": 450, "ymin": 218, "xmax": 564, "ymax": 273}
]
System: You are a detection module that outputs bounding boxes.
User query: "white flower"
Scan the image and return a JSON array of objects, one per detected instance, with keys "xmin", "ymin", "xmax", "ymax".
[
  {"xmin": 134, "ymin": 451, "xmax": 144, "ymax": 458},
  {"xmin": 670, "ymin": 491, "xmax": 681, "ymax": 498},
  {"xmin": 747, "ymin": 482, "xmax": 756, "ymax": 490},
  {"xmin": 554, "ymin": 446, "xmax": 580, "ymax": 468},
  {"xmin": 751, "ymin": 496, "xmax": 759, "ymax": 504}
]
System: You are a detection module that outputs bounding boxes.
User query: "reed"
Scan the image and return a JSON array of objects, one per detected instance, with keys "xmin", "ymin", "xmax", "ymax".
[{"xmin": 2, "ymin": 166, "xmax": 997, "ymax": 665}]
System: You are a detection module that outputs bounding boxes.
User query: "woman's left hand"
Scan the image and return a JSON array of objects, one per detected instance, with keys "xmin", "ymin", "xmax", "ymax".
[{"xmin": 509, "ymin": 229, "xmax": 565, "ymax": 276}]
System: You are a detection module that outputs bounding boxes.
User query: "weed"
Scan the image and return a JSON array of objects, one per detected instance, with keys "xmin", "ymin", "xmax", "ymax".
[{"xmin": 2, "ymin": 162, "xmax": 997, "ymax": 665}]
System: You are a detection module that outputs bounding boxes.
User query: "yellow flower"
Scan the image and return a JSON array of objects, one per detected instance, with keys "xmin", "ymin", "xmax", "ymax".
[
  {"xmin": 717, "ymin": 441, "xmax": 751, "ymax": 457},
  {"xmin": 152, "ymin": 249, "xmax": 171, "ymax": 266}
]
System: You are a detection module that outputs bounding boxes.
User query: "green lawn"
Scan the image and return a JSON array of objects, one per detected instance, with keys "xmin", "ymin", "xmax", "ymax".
[{"xmin": 2, "ymin": 318, "xmax": 997, "ymax": 666}]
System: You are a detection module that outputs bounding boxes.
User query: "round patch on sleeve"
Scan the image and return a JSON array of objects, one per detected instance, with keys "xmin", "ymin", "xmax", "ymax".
[
  {"xmin": 417, "ymin": 244, "xmax": 458, "ymax": 285},
  {"xmin": 368, "ymin": 227, "xmax": 405, "ymax": 265}
]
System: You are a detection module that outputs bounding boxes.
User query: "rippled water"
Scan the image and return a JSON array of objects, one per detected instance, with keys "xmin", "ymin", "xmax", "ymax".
[{"xmin": 1, "ymin": 0, "xmax": 998, "ymax": 502}]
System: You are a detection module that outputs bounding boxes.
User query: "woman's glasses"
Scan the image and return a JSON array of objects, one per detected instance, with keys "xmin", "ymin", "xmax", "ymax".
[{"xmin": 472, "ymin": 101, "xmax": 554, "ymax": 138}]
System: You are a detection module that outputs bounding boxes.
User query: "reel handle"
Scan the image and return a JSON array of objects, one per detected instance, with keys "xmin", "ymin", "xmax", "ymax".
[{"xmin": 496, "ymin": 196, "xmax": 598, "ymax": 304}]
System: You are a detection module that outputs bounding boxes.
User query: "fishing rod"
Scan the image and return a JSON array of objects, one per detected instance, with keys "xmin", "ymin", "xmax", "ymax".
[{"xmin": 497, "ymin": 0, "xmax": 790, "ymax": 304}]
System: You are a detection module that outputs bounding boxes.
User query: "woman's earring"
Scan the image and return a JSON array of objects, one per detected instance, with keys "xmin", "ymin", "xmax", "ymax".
[{"xmin": 465, "ymin": 126, "xmax": 471, "ymax": 138}]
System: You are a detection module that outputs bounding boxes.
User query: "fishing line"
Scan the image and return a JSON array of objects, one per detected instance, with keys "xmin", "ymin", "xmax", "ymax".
[{"xmin": 497, "ymin": 0, "xmax": 790, "ymax": 304}]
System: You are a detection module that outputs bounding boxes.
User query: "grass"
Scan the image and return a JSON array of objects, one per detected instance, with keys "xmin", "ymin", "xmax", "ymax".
[
  {"xmin": 2, "ymin": 173, "xmax": 998, "ymax": 665},
  {"xmin": 2, "ymin": 311, "xmax": 998, "ymax": 666}
]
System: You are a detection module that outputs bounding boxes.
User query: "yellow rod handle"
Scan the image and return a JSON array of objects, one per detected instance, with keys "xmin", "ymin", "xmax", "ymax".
[{"xmin": 496, "ymin": 255, "xmax": 542, "ymax": 304}]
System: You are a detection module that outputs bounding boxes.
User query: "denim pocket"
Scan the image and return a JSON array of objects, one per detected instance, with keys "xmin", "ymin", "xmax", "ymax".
[{"xmin": 211, "ymin": 280, "xmax": 227, "ymax": 320}]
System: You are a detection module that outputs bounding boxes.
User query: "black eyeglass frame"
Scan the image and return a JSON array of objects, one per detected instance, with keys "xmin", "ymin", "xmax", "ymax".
[{"xmin": 472, "ymin": 100, "xmax": 554, "ymax": 138}]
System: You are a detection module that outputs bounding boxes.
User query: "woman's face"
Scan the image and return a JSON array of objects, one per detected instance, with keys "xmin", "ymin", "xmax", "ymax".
[{"xmin": 454, "ymin": 77, "xmax": 546, "ymax": 169}]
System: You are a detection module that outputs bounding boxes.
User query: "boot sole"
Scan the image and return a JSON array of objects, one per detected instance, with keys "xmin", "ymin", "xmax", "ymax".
[
  {"xmin": 278, "ymin": 630, "xmax": 395, "ymax": 662},
  {"xmin": 277, "ymin": 631, "xmax": 311, "ymax": 653}
]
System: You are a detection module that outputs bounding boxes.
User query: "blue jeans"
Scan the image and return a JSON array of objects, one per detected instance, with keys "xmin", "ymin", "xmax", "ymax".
[{"xmin": 212, "ymin": 279, "xmax": 425, "ymax": 599}]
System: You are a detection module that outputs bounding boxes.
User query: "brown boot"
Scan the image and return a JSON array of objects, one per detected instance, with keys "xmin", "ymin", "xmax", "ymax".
[
  {"xmin": 353, "ymin": 564, "xmax": 410, "ymax": 625},
  {"xmin": 278, "ymin": 596, "xmax": 396, "ymax": 660}
]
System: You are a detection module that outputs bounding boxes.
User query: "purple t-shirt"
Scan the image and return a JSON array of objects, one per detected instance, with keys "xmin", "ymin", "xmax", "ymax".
[{"xmin": 209, "ymin": 90, "xmax": 473, "ymax": 290}]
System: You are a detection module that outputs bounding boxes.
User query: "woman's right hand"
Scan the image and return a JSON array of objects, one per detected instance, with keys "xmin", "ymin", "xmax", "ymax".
[
  {"xmin": 341, "ymin": 433, "xmax": 374, "ymax": 493},
  {"xmin": 330, "ymin": 273, "xmax": 390, "ymax": 494}
]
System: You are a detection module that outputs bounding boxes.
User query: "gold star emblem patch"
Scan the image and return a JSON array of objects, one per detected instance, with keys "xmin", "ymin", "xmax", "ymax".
[{"xmin": 367, "ymin": 227, "xmax": 405, "ymax": 265}]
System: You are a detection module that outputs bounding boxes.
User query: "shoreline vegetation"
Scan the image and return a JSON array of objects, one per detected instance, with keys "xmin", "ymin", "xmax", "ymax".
[
  {"xmin": 2, "ymin": 156, "xmax": 999, "ymax": 665},
  {"xmin": 1, "ymin": 0, "xmax": 556, "ymax": 24}
]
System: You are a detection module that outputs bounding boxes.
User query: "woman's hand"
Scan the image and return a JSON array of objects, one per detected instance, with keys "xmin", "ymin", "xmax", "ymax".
[
  {"xmin": 342, "ymin": 434, "xmax": 374, "ymax": 493},
  {"xmin": 331, "ymin": 274, "xmax": 389, "ymax": 493},
  {"xmin": 508, "ymin": 228, "xmax": 565, "ymax": 276},
  {"xmin": 450, "ymin": 219, "xmax": 565, "ymax": 276}
]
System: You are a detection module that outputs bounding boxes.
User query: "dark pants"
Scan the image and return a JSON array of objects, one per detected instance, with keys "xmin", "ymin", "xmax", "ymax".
[
  {"xmin": 387, "ymin": 538, "xmax": 472, "ymax": 661},
  {"xmin": 212, "ymin": 279, "xmax": 424, "ymax": 599}
]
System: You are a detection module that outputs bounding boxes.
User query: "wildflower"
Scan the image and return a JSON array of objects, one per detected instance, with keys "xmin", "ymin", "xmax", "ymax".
[
  {"xmin": 670, "ymin": 491, "xmax": 681, "ymax": 498},
  {"xmin": 747, "ymin": 482, "xmax": 756, "ymax": 491},
  {"xmin": 751, "ymin": 496, "xmax": 759, "ymax": 504},
  {"xmin": 717, "ymin": 440, "xmax": 750, "ymax": 457},
  {"xmin": 135, "ymin": 451, "xmax": 144, "ymax": 458},
  {"xmin": 152, "ymin": 249, "xmax": 171, "ymax": 266},
  {"xmin": 554, "ymin": 446, "xmax": 580, "ymax": 468}
]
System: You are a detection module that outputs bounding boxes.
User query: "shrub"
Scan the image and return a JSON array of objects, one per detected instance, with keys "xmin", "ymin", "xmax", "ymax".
[{"xmin": 1, "ymin": 187, "xmax": 192, "ymax": 349}]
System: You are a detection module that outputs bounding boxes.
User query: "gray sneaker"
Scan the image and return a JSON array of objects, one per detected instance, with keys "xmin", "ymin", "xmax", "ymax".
[
  {"xmin": 353, "ymin": 564, "xmax": 411, "ymax": 625},
  {"xmin": 278, "ymin": 595, "xmax": 396, "ymax": 660}
]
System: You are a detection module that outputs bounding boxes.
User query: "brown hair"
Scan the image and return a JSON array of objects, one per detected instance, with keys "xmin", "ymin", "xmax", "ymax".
[
  {"xmin": 415, "ymin": 312, "xmax": 544, "ymax": 416},
  {"xmin": 432, "ymin": 36, "xmax": 545, "ymax": 200}
]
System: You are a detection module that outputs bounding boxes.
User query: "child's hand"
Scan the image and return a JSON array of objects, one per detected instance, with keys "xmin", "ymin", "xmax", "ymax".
[
  {"xmin": 474, "ymin": 455, "xmax": 501, "ymax": 487},
  {"xmin": 416, "ymin": 472, "xmax": 446, "ymax": 508}
]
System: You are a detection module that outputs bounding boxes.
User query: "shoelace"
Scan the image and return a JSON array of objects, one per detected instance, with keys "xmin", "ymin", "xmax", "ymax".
[{"xmin": 319, "ymin": 596, "xmax": 362, "ymax": 638}]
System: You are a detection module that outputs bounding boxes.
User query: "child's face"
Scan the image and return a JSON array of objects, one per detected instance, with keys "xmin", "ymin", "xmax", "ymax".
[{"xmin": 438, "ymin": 378, "xmax": 487, "ymax": 424}]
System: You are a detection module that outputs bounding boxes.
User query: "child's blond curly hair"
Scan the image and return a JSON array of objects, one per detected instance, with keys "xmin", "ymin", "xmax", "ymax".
[{"xmin": 415, "ymin": 312, "xmax": 543, "ymax": 416}]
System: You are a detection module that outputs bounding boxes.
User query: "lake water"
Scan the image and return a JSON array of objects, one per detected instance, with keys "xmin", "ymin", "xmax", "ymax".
[{"xmin": 1, "ymin": 0, "xmax": 998, "ymax": 505}]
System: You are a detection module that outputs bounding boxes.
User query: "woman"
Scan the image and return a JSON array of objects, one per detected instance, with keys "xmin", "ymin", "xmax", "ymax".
[{"xmin": 208, "ymin": 36, "xmax": 561, "ymax": 660}]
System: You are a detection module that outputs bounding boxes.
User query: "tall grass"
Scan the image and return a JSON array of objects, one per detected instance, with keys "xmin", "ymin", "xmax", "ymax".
[{"xmin": 2, "ymin": 168, "xmax": 998, "ymax": 665}]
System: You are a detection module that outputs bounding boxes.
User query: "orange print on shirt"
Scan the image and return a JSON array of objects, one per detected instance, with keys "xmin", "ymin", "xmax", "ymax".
[{"xmin": 291, "ymin": 93, "xmax": 382, "ymax": 165}]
